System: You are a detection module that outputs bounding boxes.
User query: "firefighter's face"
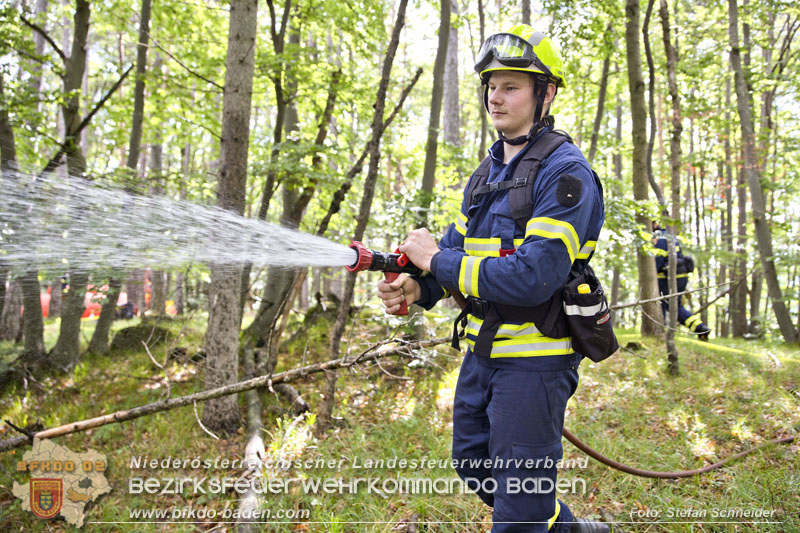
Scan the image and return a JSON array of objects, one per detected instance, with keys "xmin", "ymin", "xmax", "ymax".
[{"xmin": 487, "ymin": 71, "xmax": 536, "ymax": 138}]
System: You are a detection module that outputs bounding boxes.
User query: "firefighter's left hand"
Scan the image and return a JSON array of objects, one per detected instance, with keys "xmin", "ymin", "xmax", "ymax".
[{"xmin": 399, "ymin": 228, "xmax": 440, "ymax": 272}]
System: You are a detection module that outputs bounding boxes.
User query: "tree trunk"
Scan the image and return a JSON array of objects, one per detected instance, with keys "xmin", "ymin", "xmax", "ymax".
[
  {"xmin": 587, "ymin": 34, "xmax": 611, "ymax": 163},
  {"xmin": 317, "ymin": 0, "xmax": 408, "ymax": 435},
  {"xmin": 625, "ymin": 0, "xmax": 662, "ymax": 337},
  {"xmin": 417, "ymin": 0, "xmax": 450, "ymax": 226},
  {"xmin": 125, "ymin": 0, "xmax": 151, "ymax": 182},
  {"xmin": 660, "ymin": 0, "xmax": 682, "ymax": 374},
  {"xmin": 728, "ymin": 0, "xmax": 798, "ymax": 343},
  {"xmin": 609, "ymin": 97, "xmax": 623, "ymax": 325},
  {"xmin": 87, "ymin": 278, "xmax": 121, "ymax": 355},
  {"xmin": 722, "ymin": 77, "xmax": 734, "ymax": 338},
  {"xmin": 202, "ymin": 0, "xmax": 259, "ymax": 435},
  {"xmin": 521, "ymin": 0, "xmax": 531, "ymax": 25},
  {"xmin": 21, "ymin": 270, "xmax": 46, "ymax": 359},
  {"xmin": 50, "ymin": 271, "xmax": 88, "ymax": 368},
  {"xmin": 443, "ymin": 0, "xmax": 459, "ymax": 146},
  {"xmin": 0, "ymin": 281, "xmax": 22, "ymax": 342},
  {"xmin": 49, "ymin": 278, "xmax": 62, "ymax": 318},
  {"xmin": 62, "ymin": 0, "xmax": 90, "ymax": 177},
  {"xmin": 477, "ymin": 0, "xmax": 488, "ymax": 161},
  {"xmin": 50, "ymin": 0, "xmax": 91, "ymax": 368}
]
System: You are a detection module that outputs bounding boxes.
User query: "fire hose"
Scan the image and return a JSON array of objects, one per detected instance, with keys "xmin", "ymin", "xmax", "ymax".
[{"xmin": 346, "ymin": 241, "xmax": 797, "ymax": 479}]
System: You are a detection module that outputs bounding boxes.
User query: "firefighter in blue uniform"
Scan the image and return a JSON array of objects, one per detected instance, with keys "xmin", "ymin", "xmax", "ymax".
[
  {"xmin": 378, "ymin": 25, "xmax": 608, "ymax": 532},
  {"xmin": 653, "ymin": 224, "xmax": 710, "ymax": 339}
]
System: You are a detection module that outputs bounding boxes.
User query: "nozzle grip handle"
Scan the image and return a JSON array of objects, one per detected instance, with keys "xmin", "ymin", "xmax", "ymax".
[{"xmin": 384, "ymin": 272, "xmax": 408, "ymax": 316}]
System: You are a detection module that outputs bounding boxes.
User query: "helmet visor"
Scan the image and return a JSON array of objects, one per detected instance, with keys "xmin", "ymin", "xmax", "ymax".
[{"xmin": 474, "ymin": 33, "xmax": 553, "ymax": 78}]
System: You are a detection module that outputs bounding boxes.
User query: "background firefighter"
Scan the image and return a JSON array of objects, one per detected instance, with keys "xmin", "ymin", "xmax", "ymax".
[{"xmin": 653, "ymin": 223, "xmax": 711, "ymax": 340}]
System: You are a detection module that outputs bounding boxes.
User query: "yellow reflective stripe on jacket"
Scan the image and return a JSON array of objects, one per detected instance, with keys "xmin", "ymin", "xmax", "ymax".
[
  {"xmin": 464, "ymin": 237, "xmax": 502, "ymax": 257},
  {"xmin": 454, "ymin": 211, "xmax": 468, "ymax": 236},
  {"xmin": 525, "ymin": 217, "xmax": 580, "ymax": 263},
  {"xmin": 657, "ymin": 272, "xmax": 689, "ymax": 279},
  {"xmin": 464, "ymin": 316, "xmax": 574, "ymax": 357},
  {"xmin": 577, "ymin": 240, "xmax": 596, "ymax": 260},
  {"xmin": 458, "ymin": 256, "xmax": 484, "ymax": 297}
]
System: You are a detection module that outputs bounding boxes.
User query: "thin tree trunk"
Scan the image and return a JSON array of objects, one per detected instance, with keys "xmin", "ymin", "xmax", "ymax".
[
  {"xmin": 417, "ymin": 0, "xmax": 450, "ymax": 226},
  {"xmin": 588, "ymin": 30, "xmax": 611, "ymax": 163},
  {"xmin": 477, "ymin": 0, "xmax": 488, "ymax": 161},
  {"xmin": 728, "ymin": 0, "xmax": 798, "ymax": 343},
  {"xmin": 202, "ymin": 0, "xmax": 259, "ymax": 434},
  {"xmin": 521, "ymin": 0, "xmax": 531, "ymax": 25},
  {"xmin": 125, "ymin": 0, "xmax": 151, "ymax": 181},
  {"xmin": 722, "ymin": 77, "xmax": 734, "ymax": 338},
  {"xmin": 317, "ymin": 0, "xmax": 408, "ymax": 435},
  {"xmin": 625, "ymin": 0, "xmax": 662, "ymax": 337},
  {"xmin": 660, "ymin": 0, "xmax": 682, "ymax": 374},
  {"xmin": 49, "ymin": 278, "xmax": 62, "ymax": 318},
  {"xmin": 443, "ymin": 0, "xmax": 459, "ymax": 147}
]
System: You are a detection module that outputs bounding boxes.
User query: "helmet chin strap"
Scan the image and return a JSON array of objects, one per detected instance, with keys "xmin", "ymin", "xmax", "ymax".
[{"xmin": 489, "ymin": 74, "xmax": 554, "ymax": 145}]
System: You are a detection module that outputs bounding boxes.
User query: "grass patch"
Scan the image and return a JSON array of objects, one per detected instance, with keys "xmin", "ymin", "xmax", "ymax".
[{"xmin": 0, "ymin": 319, "xmax": 797, "ymax": 531}]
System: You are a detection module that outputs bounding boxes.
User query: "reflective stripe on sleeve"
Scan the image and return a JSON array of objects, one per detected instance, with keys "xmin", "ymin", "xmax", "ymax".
[
  {"xmin": 454, "ymin": 211, "xmax": 468, "ymax": 236},
  {"xmin": 464, "ymin": 237, "xmax": 502, "ymax": 257},
  {"xmin": 577, "ymin": 240, "xmax": 596, "ymax": 260},
  {"xmin": 525, "ymin": 217, "xmax": 580, "ymax": 263},
  {"xmin": 458, "ymin": 256, "xmax": 484, "ymax": 297}
]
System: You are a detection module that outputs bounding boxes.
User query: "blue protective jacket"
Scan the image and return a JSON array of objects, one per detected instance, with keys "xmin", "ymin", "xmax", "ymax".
[
  {"xmin": 414, "ymin": 127, "xmax": 605, "ymax": 369},
  {"xmin": 653, "ymin": 229, "xmax": 689, "ymax": 279}
]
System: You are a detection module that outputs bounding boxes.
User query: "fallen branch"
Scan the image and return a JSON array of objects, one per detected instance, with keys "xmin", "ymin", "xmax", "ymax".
[{"xmin": 0, "ymin": 337, "xmax": 450, "ymax": 453}]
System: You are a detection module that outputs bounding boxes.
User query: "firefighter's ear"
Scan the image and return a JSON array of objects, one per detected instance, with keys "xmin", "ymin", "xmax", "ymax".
[{"xmin": 556, "ymin": 174, "xmax": 582, "ymax": 207}]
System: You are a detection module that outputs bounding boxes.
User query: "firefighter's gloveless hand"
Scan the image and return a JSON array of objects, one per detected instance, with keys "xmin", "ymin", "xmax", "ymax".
[
  {"xmin": 398, "ymin": 228, "xmax": 440, "ymax": 272},
  {"xmin": 377, "ymin": 274, "xmax": 421, "ymax": 315}
]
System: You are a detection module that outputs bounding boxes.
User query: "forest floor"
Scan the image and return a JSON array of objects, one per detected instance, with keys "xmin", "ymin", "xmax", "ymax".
[{"xmin": 0, "ymin": 310, "xmax": 798, "ymax": 532}]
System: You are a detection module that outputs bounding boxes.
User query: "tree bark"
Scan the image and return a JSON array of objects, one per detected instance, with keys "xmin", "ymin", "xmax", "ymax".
[
  {"xmin": 728, "ymin": 0, "xmax": 798, "ymax": 343},
  {"xmin": 87, "ymin": 278, "xmax": 121, "ymax": 355},
  {"xmin": 443, "ymin": 0, "xmax": 459, "ymax": 146},
  {"xmin": 625, "ymin": 0, "xmax": 662, "ymax": 337},
  {"xmin": 417, "ymin": 0, "xmax": 450, "ymax": 226},
  {"xmin": 477, "ymin": 0, "xmax": 488, "ymax": 161},
  {"xmin": 0, "ymin": 281, "xmax": 22, "ymax": 343},
  {"xmin": 125, "ymin": 0, "xmax": 151, "ymax": 181},
  {"xmin": 660, "ymin": 0, "xmax": 682, "ymax": 374},
  {"xmin": 521, "ymin": 0, "xmax": 531, "ymax": 25},
  {"xmin": 587, "ymin": 33, "xmax": 611, "ymax": 163},
  {"xmin": 20, "ymin": 270, "xmax": 46, "ymax": 359},
  {"xmin": 317, "ymin": 0, "xmax": 408, "ymax": 434},
  {"xmin": 50, "ymin": 0, "xmax": 91, "ymax": 369},
  {"xmin": 202, "ymin": 0, "xmax": 259, "ymax": 434}
]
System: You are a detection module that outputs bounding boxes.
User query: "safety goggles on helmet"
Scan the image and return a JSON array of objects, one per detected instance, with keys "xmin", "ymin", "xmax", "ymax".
[{"xmin": 473, "ymin": 33, "xmax": 554, "ymax": 79}]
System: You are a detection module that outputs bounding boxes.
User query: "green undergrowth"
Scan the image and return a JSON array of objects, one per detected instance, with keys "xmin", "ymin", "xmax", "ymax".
[{"xmin": 0, "ymin": 315, "xmax": 797, "ymax": 532}]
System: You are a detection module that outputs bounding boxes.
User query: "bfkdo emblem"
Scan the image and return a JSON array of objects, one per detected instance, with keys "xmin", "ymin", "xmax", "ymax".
[{"xmin": 30, "ymin": 478, "xmax": 63, "ymax": 519}]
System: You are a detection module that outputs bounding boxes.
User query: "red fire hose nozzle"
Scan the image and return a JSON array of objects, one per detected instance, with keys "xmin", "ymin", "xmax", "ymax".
[{"xmin": 346, "ymin": 241, "xmax": 422, "ymax": 316}]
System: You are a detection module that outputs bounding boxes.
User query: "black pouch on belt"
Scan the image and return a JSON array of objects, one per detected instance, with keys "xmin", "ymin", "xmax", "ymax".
[{"xmin": 561, "ymin": 265, "xmax": 619, "ymax": 362}]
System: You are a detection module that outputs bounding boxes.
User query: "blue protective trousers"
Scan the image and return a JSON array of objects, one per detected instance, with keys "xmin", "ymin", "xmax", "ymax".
[
  {"xmin": 452, "ymin": 350, "xmax": 582, "ymax": 532},
  {"xmin": 658, "ymin": 277, "xmax": 707, "ymax": 332}
]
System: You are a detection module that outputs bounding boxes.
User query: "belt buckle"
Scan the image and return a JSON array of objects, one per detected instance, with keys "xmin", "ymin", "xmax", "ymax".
[{"xmin": 469, "ymin": 297, "xmax": 490, "ymax": 319}]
